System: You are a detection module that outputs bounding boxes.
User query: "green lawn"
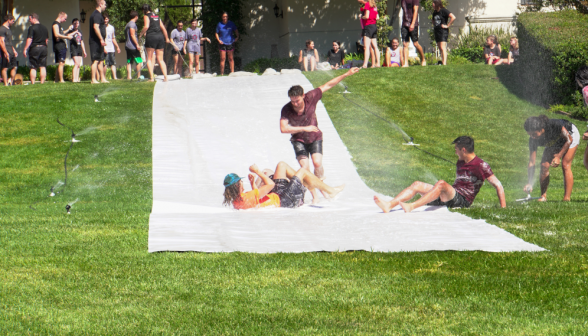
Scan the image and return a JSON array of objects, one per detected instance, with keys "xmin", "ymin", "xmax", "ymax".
[{"xmin": 1, "ymin": 67, "xmax": 587, "ymax": 335}]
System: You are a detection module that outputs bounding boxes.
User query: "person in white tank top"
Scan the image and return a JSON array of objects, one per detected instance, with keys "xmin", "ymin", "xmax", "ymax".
[{"xmin": 385, "ymin": 38, "xmax": 403, "ymax": 67}]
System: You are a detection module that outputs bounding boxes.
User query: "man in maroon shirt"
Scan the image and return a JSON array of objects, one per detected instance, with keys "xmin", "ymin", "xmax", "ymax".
[
  {"xmin": 280, "ymin": 67, "xmax": 360, "ymax": 202},
  {"xmin": 374, "ymin": 136, "xmax": 506, "ymax": 213}
]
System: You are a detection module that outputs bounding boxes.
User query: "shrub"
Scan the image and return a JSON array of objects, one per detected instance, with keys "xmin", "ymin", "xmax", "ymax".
[
  {"xmin": 549, "ymin": 104, "xmax": 588, "ymax": 120},
  {"xmin": 450, "ymin": 25, "xmax": 514, "ymax": 63},
  {"xmin": 515, "ymin": 10, "xmax": 588, "ymax": 106},
  {"xmin": 243, "ymin": 56, "xmax": 299, "ymax": 74},
  {"xmin": 447, "ymin": 54, "xmax": 473, "ymax": 65}
]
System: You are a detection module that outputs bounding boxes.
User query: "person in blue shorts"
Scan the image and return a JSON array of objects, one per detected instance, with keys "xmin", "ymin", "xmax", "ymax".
[{"xmin": 215, "ymin": 12, "xmax": 239, "ymax": 75}]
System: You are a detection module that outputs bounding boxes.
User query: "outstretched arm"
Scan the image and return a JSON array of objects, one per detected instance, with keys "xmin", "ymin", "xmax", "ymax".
[
  {"xmin": 318, "ymin": 67, "xmax": 360, "ymax": 93},
  {"xmin": 249, "ymin": 164, "xmax": 275, "ymax": 199},
  {"xmin": 486, "ymin": 175, "xmax": 506, "ymax": 208}
]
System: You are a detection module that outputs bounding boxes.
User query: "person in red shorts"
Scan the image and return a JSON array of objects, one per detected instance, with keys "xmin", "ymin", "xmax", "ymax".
[
  {"xmin": 374, "ymin": 136, "xmax": 506, "ymax": 213},
  {"xmin": 223, "ymin": 162, "xmax": 345, "ymax": 210}
]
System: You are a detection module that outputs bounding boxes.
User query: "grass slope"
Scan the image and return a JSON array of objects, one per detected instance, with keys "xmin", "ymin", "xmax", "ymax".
[{"xmin": 0, "ymin": 68, "xmax": 586, "ymax": 334}]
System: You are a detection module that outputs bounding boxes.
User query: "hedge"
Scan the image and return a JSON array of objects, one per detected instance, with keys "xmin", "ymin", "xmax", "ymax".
[{"xmin": 514, "ymin": 10, "xmax": 588, "ymax": 106}]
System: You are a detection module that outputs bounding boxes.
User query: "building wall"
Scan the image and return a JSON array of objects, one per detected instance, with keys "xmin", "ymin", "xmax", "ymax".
[
  {"xmin": 12, "ymin": 0, "xmax": 79, "ymax": 66},
  {"xmin": 239, "ymin": 0, "xmax": 282, "ymax": 65}
]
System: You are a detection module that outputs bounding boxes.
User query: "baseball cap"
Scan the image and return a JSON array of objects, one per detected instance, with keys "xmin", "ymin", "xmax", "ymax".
[{"xmin": 223, "ymin": 173, "xmax": 245, "ymax": 187}]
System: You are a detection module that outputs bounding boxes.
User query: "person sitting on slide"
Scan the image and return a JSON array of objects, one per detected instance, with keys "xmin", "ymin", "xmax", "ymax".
[
  {"xmin": 384, "ymin": 38, "xmax": 403, "ymax": 67},
  {"xmin": 299, "ymin": 40, "xmax": 319, "ymax": 72},
  {"xmin": 523, "ymin": 115, "xmax": 580, "ymax": 201},
  {"xmin": 374, "ymin": 136, "xmax": 506, "ymax": 213},
  {"xmin": 484, "ymin": 35, "xmax": 503, "ymax": 65},
  {"xmin": 223, "ymin": 162, "xmax": 345, "ymax": 210}
]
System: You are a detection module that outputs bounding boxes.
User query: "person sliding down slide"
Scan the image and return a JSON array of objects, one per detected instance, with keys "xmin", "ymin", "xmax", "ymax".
[
  {"xmin": 223, "ymin": 162, "xmax": 345, "ymax": 210},
  {"xmin": 374, "ymin": 136, "xmax": 506, "ymax": 213}
]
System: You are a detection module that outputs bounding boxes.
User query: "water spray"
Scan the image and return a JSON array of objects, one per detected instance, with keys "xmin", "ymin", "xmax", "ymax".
[{"xmin": 515, "ymin": 194, "xmax": 542, "ymax": 202}]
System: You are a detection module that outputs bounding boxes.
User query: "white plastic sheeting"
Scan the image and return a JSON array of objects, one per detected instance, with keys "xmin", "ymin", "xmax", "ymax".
[{"xmin": 148, "ymin": 74, "xmax": 544, "ymax": 253}]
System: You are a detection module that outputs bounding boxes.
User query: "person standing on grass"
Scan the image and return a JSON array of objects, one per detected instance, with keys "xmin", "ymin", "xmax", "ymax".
[
  {"xmin": 505, "ymin": 36, "xmax": 519, "ymax": 65},
  {"xmin": 384, "ymin": 38, "xmax": 403, "ymax": 67},
  {"xmin": 186, "ymin": 18, "xmax": 209, "ymax": 76},
  {"xmin": 432, "ymin": 0, "xmax": 455, "ymax": 66},
  {"xmin": 52, "ymin": 12, "xmax": 75, "ymax": 83},
  {"xmin": 484, "ymin": 35, "xmax": 503, "ymax": 65},
  {"xmin": 358, "ymin": 0, "xmax": 380, "ymax": 68},
  {"xmin": 23, "ymin": 13, "xmax": 49, "ymax": 85},
  {"xmin": 140, "ymin": 4, "xmax": 170, "ymax": 82},
  {"xmin": 374, "ymin": 136, "xmax": 506, "ymax": 213},
  {"xmin": 327, "ymin": 40, "xmax": 346, "ymax": 70},
  {"xmin": 524, "ymin": 115, "xmax": 580, "ymax": 202},
  {"xmin": 0, "ymin": 15, "xmax": 18, "ymax": 86},
  {"xmin": 69, "ymin": 18, "xmax": 87, "ymax": 83},
  {"xmin": 401, "ymin": 0, "xmax": 426, "ymax": 67},
  {"xmin": 125, "ymin": 11, "xmax": 143, "ymax": 80},
  {"xmin": 171, "ymin": 21, "xmax": 186, "ymax": 76},
  {"xmin": 280, "ymin": 67, "xmax": 360, "ymax": 203},
  {"xmin": 299, "ymin": 40, "xmax": 319, "ymax": 72},
  {"xmin": 215, "ymin": 12, "xmax": 239, "ymax": 76},
  {"xmin": 223, "ymin": 162, "xmax": 345, "ymax": 210},
  {"xmin": 89, "ymin": 0, "xmax": 108, "ymax": 84},
  {"xmin": 103, "ymin": 14, "xmax": 121, "ymax": 80}
]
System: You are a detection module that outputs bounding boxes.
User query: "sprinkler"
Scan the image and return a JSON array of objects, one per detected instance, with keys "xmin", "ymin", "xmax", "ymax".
[
  {"xmin": 403, "ymin": 137, "xmax": 420, "ymax": 146},
  {"xmin": 94, "ymin": 95, "xmax": 100, "ymax": 102},
  {"xmin": 71, "ymin": 133, "xmax": 81, "ymax": 143},
  {"xmin": 340, "ymin": 85, "xmax": 352, "ymax": 94},
  {"xmin": 49, "ymin": 186, "xmax": 55, "ymax": 197},
  {"xmin": 65, "ymin": 204, "xmax": 71, "ymax": 214},
  {"xmin": 515, "ymin": 194, "xmax": 542, "ymax": 202}
]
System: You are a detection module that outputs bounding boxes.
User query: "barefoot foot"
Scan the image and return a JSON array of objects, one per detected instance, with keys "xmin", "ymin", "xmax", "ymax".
[
  {"xmin": 326, "ymin": 184, "xmax": 345, "ymax": 199},
  {"xmin": 399, "ymin": 202, "xmax": 414, "ymax": 213},
  {"xmin": 538, "ymin": 196, "xmax": 547, "ymax": 202},
  {"xmin": 373, "ymin": 195, "xmax": 392, "ymax": 213}
]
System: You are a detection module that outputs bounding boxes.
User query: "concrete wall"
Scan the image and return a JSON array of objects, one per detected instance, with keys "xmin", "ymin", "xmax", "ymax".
[
  {"xmin": 240, "ymin": 0, "xmax": 282, "ymax": 65},
  {"xmin": 12, "ymin": 0, "xmax": 79, "ymax": 66}
]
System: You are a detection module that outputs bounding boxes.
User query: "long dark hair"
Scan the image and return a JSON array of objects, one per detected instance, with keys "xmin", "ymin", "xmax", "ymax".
[
  {"xmin": 223, "ymin": 182, "xmax": 242, "ymax": 207},
  {"xmin": 433, "ymin": 0, "xmax": 444, "ymax": 8},
  {"xmin": 142, "ymin": 4, "xmax": 151, "ymax": 14},
  {"xmin": 524, "ymin": 115, "xmax": 550, "ymax": 133}
]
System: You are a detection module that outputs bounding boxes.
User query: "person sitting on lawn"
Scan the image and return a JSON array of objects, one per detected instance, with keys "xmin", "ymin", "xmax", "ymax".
[
  {"xmin": 223, "ymin": 162, "xmax": 345, "ymax": 210},
  {"xmin": 327, "ymin": 40, "xmax": 346, "ymax": 70},
  {"xmin": 374, "ymin": 136, "xmax": 506, "ymax": 213},
  {"xmin": 484, "ymin": 35, "xmax": 503, "ymax": 65},
  {"xmin": 299, "ymin": 40, "xmax": 319, "ymax": 72},
  {"xmin": 523, "ymin": 115, "xmax": 580, "ymax": 202},
  {"xmin": 505, "ymin": 36, "xmax": 519, "ymax": 65},
  {"xmin": 384, "ymin": 38, "xmax": 403, "ymax": 67}
]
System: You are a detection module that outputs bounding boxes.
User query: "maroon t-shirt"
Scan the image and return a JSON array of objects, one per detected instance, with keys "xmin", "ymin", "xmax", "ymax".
[
  {"xmin": 280, "ymin": 88, "xmax": 323, "ymax": 144},
  {"xmin": 402, "ymin": 0, "xmax": 420, "ymax": 27},
  {"xmin": 452, "ymin": 156, "xmax": 494, "ymax": 205}
]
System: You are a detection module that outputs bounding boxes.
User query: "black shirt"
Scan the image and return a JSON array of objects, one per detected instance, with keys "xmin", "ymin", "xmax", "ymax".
[
  {"xmin": 27, "ymin": 23, "xmax": 48, "ymax": 47},
  {"xmin": 327, "ymin": 49, "xmax": 345, "ymax": 66},
  {"xmin": 529, "ymin": 119, "xmax": 573, "ymax": 151},
  {"xmin": 52, "ymin": 21, "xmax": 67, "ymax": 51},
  {"xmin": 146, "ymin": 12, "xmax": 162, "ymax": 35},
  {"xmin": 89, "ymin": 10, "xmax": 105, "ymax": 44},
  {"xmin": 433, "ymin": 8, "xmax": 451, "ymax": 30},
  {"xmin": 0, "ymin": 25, "xmax": 13, "ymax": 51}
]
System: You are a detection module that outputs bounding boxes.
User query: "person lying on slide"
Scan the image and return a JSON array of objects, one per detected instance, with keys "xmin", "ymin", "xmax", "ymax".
[
  {"xmin": 374, "ymin": 136, "xmax": 506, "ymax": 213},
  {"xmin": 223, "ymin": 162, "xmax": 345, "ymax": 210}
]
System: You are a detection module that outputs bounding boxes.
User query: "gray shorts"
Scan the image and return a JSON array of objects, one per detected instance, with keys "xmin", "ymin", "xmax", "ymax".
[
  {"xmin": 105, "ymin": 52, "xmax": 116, "ymax": 66},
  {"xmin": 427, "ymin": 191, "xmax": 470, "ymax": 208}
]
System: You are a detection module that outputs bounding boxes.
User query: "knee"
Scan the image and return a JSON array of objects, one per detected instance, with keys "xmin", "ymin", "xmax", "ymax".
[
  {"xmin": 562, "ymin": 161, "xmax": 573, "ymax": 171},
  {"xmin": 435, "ymin": 180, "xmax": 448, "ymax": 188}
]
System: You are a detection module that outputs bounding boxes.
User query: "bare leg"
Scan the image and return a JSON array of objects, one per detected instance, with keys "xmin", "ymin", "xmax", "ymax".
[
  {"xmin": 302, "ymin": 57, "xmax": 309, "ymax": 71},
  {"xmin": 274, "ymin": 162, "xmax": 344, "ymax": 199},
  {"xmin": 562, "ymin": 146, "xmax": 577, "ymax": 201},
  {"xmin": 439, "ymin": 41, "xmax": 447, "ymax": 65},
  {"xmin": 402, "ymin": 41, "xmax": 409, "ymax": 67},
  {"xmin": 311, "ymin": 153, "xmax": 324, "ymax": 179},
  {"xmin": 370, "ymin": 39, "xmax": 380, "ymax": 67},
  {"xmin": 188, "ymin": 53, "xmax": 194, "ymax": 76},
  {"xmin": 399, "ymin": 180, "xmax": 455, "ymax": 213},
  {"xmin": 228, "ymin": 50, "xmax": 235, "ymax": 73},
  {"xmin": 40, "ymin": 67, "xmax": 46, "ymax": 84},
  {"xmin": 30, "ymin": 69, "xmax": 37, "ymax": 84},
  {"xmin": 362, "ymin": 36, "xmax": 371, "ymax": 68},
  {"xmin": 173, "ymin": 54, "xmax": 179, "ymax": 75},
  {"xmin": 370, "ymin": 44, "xmax": 377, "ymax": 67},
  {"xmin": 155, "ymin": 49, "xmax": 168, "ymax": 81},
  {"xmin": 219, "ymin": 50, "xmax": 226, "ymax": 75},
  {"xmin": 57, "ymin": 61, "xmax": 65, "ymax": 82},
  {"xmin": 146, "ymin": 47, "xmax": 156, "ymax": 81},
  {"xmin": 539, "ymin": 161, "xmax": 550, "ymax": 201},
  {"xmin": 126, "ymin": 62, "xmax": 132, "ymax": 79},
  {"xmin": 310, "ymin": 56, "xmax": 316, "ymax": 71},
  {"xmin": 72, "ymin": 58, "xmax": 79, "ymax": 82},
  {"xmin": 298, "ymin": 155, "xmax": 319, "ymax": 202},
  {"xmin": 374, "ymin": 181, "xmax": 434, "ymax": 213},
  {"xmin": 194, "ymin": 54, "xmax": 200, "ymax": 75},
  {"xmin": 413, "ymin": 41, "xmax": 426, "ymax": 66},
  {"xmin": 111, "ymin": 65, "xmax": 118, "ymax": 80},
  {"xmin": 99, "ymin": 61, "xmax": 108, "ymax": 83},
  {"xmin": 1, "ymin": 68, "xmax": 7, "ymax": 86}
]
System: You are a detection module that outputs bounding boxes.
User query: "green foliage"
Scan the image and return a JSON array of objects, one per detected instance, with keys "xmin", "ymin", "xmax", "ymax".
[
  {"xmin": 105, "ymin": 0, "xmax": 159, "ymax": 42},
  {"xmin": 550, "ymin": 101, "xmax": 588, "ymax": 120},
  {"xmin": 376, "ymin": 0, "xmax": 393, "ymax": 50},
  {"xmin": 201, "ymin": 0, "xmax": 246, "ymax": 73},
  {"xmin": 447, "ymin": 54, "xmax": 473, "ymax": 65},
  {"xmin": 344, "ymin": 52, "xmax": 364, "ymax": 62},
  {"xmin": 514, "ymin": 10, "xmax": 588, "ymax": 106},
  {"xmin": 243, "ymin": 56, "xmax": 298, "ymax": 74},
  {"xmin": 163, "ymin": 0, "xmax": 199, "ymax": 27},
  {"xmin": 451, "ymin": 25, "xmax": 513, "ymax": 63}
]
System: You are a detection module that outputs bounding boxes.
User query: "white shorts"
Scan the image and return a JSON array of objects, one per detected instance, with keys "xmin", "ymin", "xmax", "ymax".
[{"xmin": 571, "ymin": 124, "xmax": 580, "ymax": 149}]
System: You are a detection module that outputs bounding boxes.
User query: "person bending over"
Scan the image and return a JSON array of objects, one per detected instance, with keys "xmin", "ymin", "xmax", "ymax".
[
  {"xmin": 374, "ymin": 136, "xmax": 506, "ymax": 213},
  {"xmin": 299, "ymin": 40, "xmax": 319, "ymax": 72},
  {"xmin": 524, "ymin": 115, "xmax": 580, "ymax": 201},
  {"xmin": 327, "ymin": 40, "xmax": 345, "ymax": 70},
  {"xmin": 384, "ymin": 38, "xmax": 403, "ymax": 67},
  {"xmin": 280, "ymin": 67, "xmax": 360, "ymax": 203},
  {"xmin": 223, "ymin": 162, "xmax": 345, "ymax": 210},
  {"xmin": 484, "ymin": 35, "xmax": 503, "ymax": 65}
]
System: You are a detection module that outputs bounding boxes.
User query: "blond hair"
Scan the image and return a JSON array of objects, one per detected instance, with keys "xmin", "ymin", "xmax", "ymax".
[
  {"xmin": 510, "ymin": 36, "xmax": 519, "ymax": 51},
  {"xmin": 368, "ymin": 0, "xmax": 377, "ymax": 8},
  {"xmin": 58, "ymin": 12, "xmax": 67, "ymax": 19}
]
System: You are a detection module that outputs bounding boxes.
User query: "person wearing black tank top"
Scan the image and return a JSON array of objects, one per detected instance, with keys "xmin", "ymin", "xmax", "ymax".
[
  {"xmin": 524, "ymin": 115, "xmax": 580, "ymax": 201},
  {"xmin": 139, "ymin": 4, "xmax": 170, "ymax": 82}
]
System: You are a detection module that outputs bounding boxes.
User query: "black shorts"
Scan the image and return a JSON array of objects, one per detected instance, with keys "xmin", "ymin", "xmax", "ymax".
[
  {"xmin": 105, "ymin": 52, "xmax": 116, "ymax": 66},
  {"xmin": 126, "ymin": 48, "xmax": 143, "ymax": 64},
  {"xmin": 1, "ymin": 52, "xmax": 17, "ymax": 70},
  {"xmin": 29, "ymin": 45, "xmax": 48, "ymax": 69},
  {"xmin": 362, "ymin": 24, "xmax": 378, "ymax": 39},
  {"xmin": 54, "ymin": 48, "xmax": 67, "ymax": 63},
  {"xmin": 401, "ymin": 26, "xmax": 419, "ymax": 43},
  {"xmin": 219, "ymin": 44, "xmax": 234, "ymax": 52},
  {"xmin": 434, "ymin": 29, "xmax": 449, "ymax": 43},
  {"xmin": 542, "ymin": 146, "xmax": 564, "ymax": 164},
  {"xmin": 271, "ymin": 176, "xmax": 307, "ymax": 208},
  {"xmin": 427, "ymin": 191, "xmax": 470, "ymax": 208},
  {"xmin": 145, "ymin": 34, "xmax": 165, "ymax": 50},
  {"xmin": 172, "ymin": 48, "xmax": 185, "ymax": 55},
  {"xmin": 90, "ymin": 42, "xmax": 105, "ymax": 62},
  {"xmin": 70, "ymin": 45, "xmax": 83, "ymax": 57},
  {"xmin": 292, "ymin": 140, "xmax": 323, "ymax": 158}
]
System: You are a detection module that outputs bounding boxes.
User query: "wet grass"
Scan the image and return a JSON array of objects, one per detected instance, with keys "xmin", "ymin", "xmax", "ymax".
[{"xmin": 0, "ymin": 68, "xmax": 587, "ymax": 334}]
